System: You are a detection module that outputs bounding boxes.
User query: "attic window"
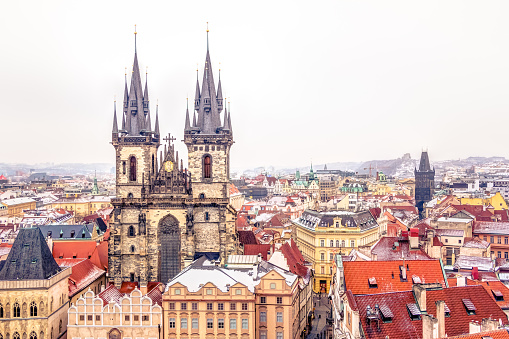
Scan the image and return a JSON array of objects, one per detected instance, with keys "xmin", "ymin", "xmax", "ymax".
[
  {"xmin": 444, "ymin": 302, "xmax": 451, "ymax": 317},
  {"xmin": 47, "ymin": 231, "xmax": 52, "ymax": 238},
  {"xmin": 412, "ymin": 276, "xmax": 422, "ymax": 284},
  {"xmin": 462, "ymin": 299, "xmax": 476, "ymax": 315},
  {"xmin": 379, "ymin": 305, "xmax": 393, "ymax": 323},
  {"xmin": 24, "ymin": 243, "xmax": 29, "ymax": 248},
  {"xmin": 492, "ymin": 290, "xmax": 504, "ymax": 301},
  {"xmin": 368, "ymin": 277, "xmax": 378, "ymax": 288},
  {"xmin": 31, "ymin": 258, "xmax": 37, "ymax": 264},
  {"xmin": 406, "ymin": 303, "xmax": 421, "ymax": 320},
  {"xmin": 70, "ymin": 231, "xmax": 75, "ymax": 238}
]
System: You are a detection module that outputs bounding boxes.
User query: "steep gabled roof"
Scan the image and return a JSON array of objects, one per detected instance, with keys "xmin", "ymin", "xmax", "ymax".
[
  {"xmin": 0, "ymin": 227, "xmax": 61, "ymax": 280},
  {"xmin": 52, "ymin": 241, "xmax": 97, "ymax": 259}
]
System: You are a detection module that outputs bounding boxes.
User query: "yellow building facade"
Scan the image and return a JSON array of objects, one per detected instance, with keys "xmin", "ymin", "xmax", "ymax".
[
  {"xmin": 293, "ymin": 210, "xmax": 380, "ymax": 293},
  {"xmin": 2, "ymin": 197, "xmax": 37, "ymax": 217},
  {"xmin": 460, "ymin": 192, "xmax": 508, "ymax": 210}
]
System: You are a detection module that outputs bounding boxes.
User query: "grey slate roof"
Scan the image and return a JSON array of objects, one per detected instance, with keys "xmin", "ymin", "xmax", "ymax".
[
  {"xmin": 0, "ymin": 227, "xmax": 61, "ymax": 280},
  {"xmin": 38, "ymin": 224, "xmax": 94, "ymax": 240},
  {"xmin": 295, "ymin": 210, "xmax": 379, "ymax": 232},
  {"xmin": 418, "ymin": 151, "xmax": 432, "ymax": 172}
]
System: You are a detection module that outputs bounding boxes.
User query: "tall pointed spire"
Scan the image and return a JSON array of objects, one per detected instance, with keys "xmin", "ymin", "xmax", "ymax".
[
  {"xmin": 112, "ymin": 100, "xmax": 119, "ymax": 134},
  {"xmin": 193, "ymin": 24, "xmax": 222, "ymax": 134},
  {"xmin": 123, "ymin": 68, "xmax": 128, "ymax": 131},
  {"xmin": 193, "ymin": 111, "xmax": 197, "ymax": 127},
  {"xmin": 154, "ymin": 102, "xmax": 160, "ymax": 136},
  {"xmin": 222, "ymin": 99, "xmax": 229, "ymax": 131},
  {"xmin": 126, "ymin": 26, "xmax": 145, "ymax": 135},
  {"xmin": 184, "ymin": 98, "xmax": 191, "ymax": 131},
  {"xmin": 122, "ymin": 112, "xmax": 126, "ymax": 131},
  {"xmin": 194, "ymin": 67, "xmax": 200, "ymax": 111},
  {"xmin": 419, "ymin": 151, "xmax": 432, "ymax": 172},
  {"xmin": 228, "ymin": 100, "xmax": 232, "ymax": 134}
]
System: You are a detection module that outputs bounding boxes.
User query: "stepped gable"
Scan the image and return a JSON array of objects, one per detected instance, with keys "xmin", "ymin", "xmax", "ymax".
[{"xmin": 0, "ymin": 227, "xmax": 61, "ymax": 280}]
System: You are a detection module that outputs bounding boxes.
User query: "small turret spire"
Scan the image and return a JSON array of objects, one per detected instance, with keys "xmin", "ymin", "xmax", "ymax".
[
  {"xmin": 184, "ymin": 98, "xmax": 191, "ymax": 131},
  {"xmin": 144, "ymin": 67, "xmax": 151, "ymax": 132},
  {"xmin": 223, "ymin": 100, "xmax": 229, "ymax": 130},
  {"xmin": 112, "ymin": 100, "xmax": 119, "ymax": 134},
  {"xmin": 216, "ymin": 64, "xmax": 223, "ymax": 112},
  {"xmin": 193, "ymin": 111, "xmax": 197, "ymax": 127},
  {"xmin": 194, "ymin": 66, "xmax": 200, "ymax": 111},
  {"xmin": 154, "ymin": 102, "xmax": 160, "ymax": 136}
]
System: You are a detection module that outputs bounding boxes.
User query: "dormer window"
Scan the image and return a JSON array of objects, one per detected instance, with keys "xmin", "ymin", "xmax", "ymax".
[
  {"xmin": 406, "ymin": 303, "xmax": 421, "ymax": 320},
  {"xmin": 368, "ymin": 277, "xmax": 378, "ymax": 288},
  {"xmin": 462, "ymin": 298, "xmax": 476, "ymax": 315},
  {"xmin": 492, "ymin": 290, "xmax": 504, "ymax": 301}
]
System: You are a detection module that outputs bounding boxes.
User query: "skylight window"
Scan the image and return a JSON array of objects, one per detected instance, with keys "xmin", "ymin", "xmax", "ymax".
[
  {"xmin": 462, "ymin": 299, "xmax": 476, "ymax": 315},
  {"xmin": 444, "ymin": 302, "xmax": 451, "ymax": 317},
  {"xmin": 492, "ymin": 290, "xmax": 504, "ymax": 301},
  {"xmin": 368, "ymin": 277, "xmax": 378, "ymax": 288},
  {"xmin": 406, "ymin": 303, "xmax": 421, "ymax": 320},
  {"xmin": 412, "ymin": 276, "xmax": 422, "ymax": 284},
  {"xmin": 379, "ymin": 305, "xmax": 393, "ymax": 323}
]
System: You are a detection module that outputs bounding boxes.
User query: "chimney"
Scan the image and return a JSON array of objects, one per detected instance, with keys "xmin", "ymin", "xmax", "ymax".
[
  {"xmin": 140, "ymin": 284, "xmax": 148, "ymax": 295},
  {"xmin": 422, "ymin": 314, "xmax": 439, "ymax": 339},
  {"xmin": 413, "ymin": 284, "xmax": 427, "ymax": 312},
  {"xmin": 457, "ymin": 276, "xmax": 466, "ymax": 287},
  {"xmin": 436, "ymin": 300, "xmax": 446, "ymax": 338},
  {"xmin": 469, "ymin": 320, "xmax": 481, "ymax": 334},
  {"xmin": 400, "ymin": 265, "xmax": 407, "ymax": 281},
  {"xmin": 481, "ymin": 318, "xmax": 499, "ymax": 332}
]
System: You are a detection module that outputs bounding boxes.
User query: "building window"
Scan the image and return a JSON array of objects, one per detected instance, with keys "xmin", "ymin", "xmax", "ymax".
[
  {"xmin": 498, "ymin": 251, "xmax": 502, "ymax": 258},
  {"xmin": 169, "ymin": 318, "xmax": 176, "ymax": 328},
  {"xmin": 321, "ymin": 253, "xmax": 325, "ymax": 261},
  {"xmin": 218, "ymin": 303, "xmax": 224, "ymax": 311},
  {"xmin": 505, "ymin": 252, "xmax": 508, "ymax": 259},
  {"xmin": 242, "ymin": 303, "xmax": 248, "ymax": 310},
  {"xmin": 30, "ymin": 301, "xmax": 37, "ymax": 317},
  {"xmin": 218, "ymin": 318, "xmax": 224, "ymax": 329},
  {"xmin": 192, "ymin": 318, "xmax": 198, "ymax": 329},
  {"xmin": 206, "ymin": 289, "xmax": 213, "ymax": 295},
  {"xmin": 169, "ymin": 303, "xmax": 175, "ymax": 310},
  {"xmin": 175, "ymin": 289, "xmax": 181, "ymax": 295},
  {"xmin": 123, "ymin": 161, "xmax": 126, "ymax": 175},
  {"xmin": 129, "ymin": 156, "xmax": 137, "ymax": 181},
  {"xmin": 207, "ymin": 318, "xmax": 213, "ymax": 329},
  {"xmin": 130, "ymin": 245, "xmax": 135, "ymax": 253},
  {"xmin": 321, "ymin": 266, "xmax": 325, "ymax": 274},
  {"xmin": 133, "ymin": 315, "xmax": 139, "ymax": 321},
  {"xmin": 142, "ymin": 315, "xmax": 149, "ymax": 321},
  {"xmin": 203, "ymin": 155, "xmax": 212, "ymax": 179},
  {"xmin": 330, "ymin": 240, "xmax": 334, "ymax": 247},
  {"xmin": 330, "ymin": 253, "xmax": 333, "ymax": 261},
  {"xmin": 277, "ymin": 297, "xmax": 283, "ymax": 304},
  {"xmin": 260, "ymin": 311, "xmax": 267, "ymax": 322},
  {"xmin": 125, "ymin": 315, "xmax": 130, "ymax": 321},
  {"xmin": 88, "ymin": 315, "xmax": 93, "ymax": 321},
  {"xmin": 128, "ymin": 226, "xmax": 135, "ymax": 237},
  {"xmin": 181, "ymin": 318, "xmax": 187, "ymax": 329},
  {"xmin": 230, "ymin": 319, "xmax": 237, "ymax": 329},
  {"xmin": 320, "ymin": 240, "xmax": 325, "ymax": 247},
  {"xmin": 242, "ymin": 318, "xmax": 248, "ymax": 329},
  {"xmin": 505, "ymin": 237, "xmax": 508, "ymax": 245},
  {"xmin": 0, "ymin": 304, "xmax": 3, "ymax": 318},
  {"xmin": 205, "ymin": 212, "xmax": 209, "ymax": 221},
  {"xmin": 270, "ymin": 283, "xmax": 276, "ymax": 289},
  {"xmin": 336, "ymin": 240, "xmax": 340, "ymax": 247},
  {"xmin": 236, "ymin": 289, "xmax": 242, "ymax": 295},
  {"xmin": 498, "ymin": 236, "xmax": 502, "ymax": 244},
  {"xmin": 445, "ymin": 239, "xmax": 448, "ymax": 243},
  {"xmin": 351, "ymin": 240, "xmax": 355, "ymax": 247},
  {"xmin": 260, "ymin": 297, "xmax": 266, "ymax": 304},
  {"xmin": 29, "ymin": 332, "xmax": 37, "ymax": 339},
  {"xmin": 260, "ymin": 331, "xmax": 267, "ymax": 339},
  {"xmin": 491, "ymin": 236, "xmax": 494, "ymax": 243},
  {"xmin": 207, "ymin": 303, "xmax": 213, "ymax": 310},
  {"xmin": 192, "ymin": 303, "xmax": 198, "ymax": 310},
  {"xmin": 13, "ymin": 303, "xmax": 20, "ymax": 318},
  {"xmin": 342, "ymin": 240, "xmax": 346, "ymax": 247},
  {"xmin": 181, "ymin": 303, "xmax": 187, "ymax": 310},
  {"xmin": 277, "ymin": 312, "xmax": 283, "ymax": 322},
  {"xmin": 277, "ymin": 332, "xmax": 283, "ymax": 339}
]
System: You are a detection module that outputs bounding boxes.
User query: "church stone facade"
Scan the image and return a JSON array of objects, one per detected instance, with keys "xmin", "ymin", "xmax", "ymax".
[{"xmin": 109, "ymin": 34, "xmax": 238, "ymax": 288}]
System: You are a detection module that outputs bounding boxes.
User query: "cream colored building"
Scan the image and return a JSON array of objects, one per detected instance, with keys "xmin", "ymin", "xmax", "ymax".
[
  {"xmin": 293, "ymin": 210, "xmax": 380, "ymax": 293},
  {"xmin": 0, "ymin": 228, "xmax": 71, "ymax": 339},
  {"xmin": 68, "ymin": 285, "xmax": 163, "ymax": 339}
]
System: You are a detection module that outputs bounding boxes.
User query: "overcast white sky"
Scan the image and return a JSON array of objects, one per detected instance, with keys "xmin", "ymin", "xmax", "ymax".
[{"xmin": 1, "ymin": 1, "xmax": 508, "ymax": 170}]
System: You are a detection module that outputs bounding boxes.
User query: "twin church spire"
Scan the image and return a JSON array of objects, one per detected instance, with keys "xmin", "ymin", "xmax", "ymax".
[{"xmin": 112, "ymin": 28, "xmax": 232, "ymax": 137}]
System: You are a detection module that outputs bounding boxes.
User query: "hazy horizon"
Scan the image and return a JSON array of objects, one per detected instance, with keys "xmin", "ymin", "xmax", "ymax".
[{"xmin": 2, "ymin": 1, "xmax": 509, "ymax": 168}]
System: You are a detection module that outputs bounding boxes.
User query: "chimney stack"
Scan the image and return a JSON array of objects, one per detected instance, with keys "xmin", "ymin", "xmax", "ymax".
[
  {"xmin": 481, "ymin": 318, "xmax": 499, "ymax": 332},
  {"xmin": 457, "ymin": 275, "xmax": 466, "ymax": 287},
  {"xmin": 436, "ymin": 300, "xmax": 446, "ymax": 338},
  {"xmin": 422, "ymin": 314, "xmax": 439, "ymax": 339},
  {"xmin": 413, "ymin": 284, "xmax": 427, "ymax": 313}
]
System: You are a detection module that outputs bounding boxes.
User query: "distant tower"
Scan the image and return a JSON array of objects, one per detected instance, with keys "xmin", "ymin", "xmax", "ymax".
[{"xmin": 414, "ymin": 150, "xmax": 435, "ymax": 213}]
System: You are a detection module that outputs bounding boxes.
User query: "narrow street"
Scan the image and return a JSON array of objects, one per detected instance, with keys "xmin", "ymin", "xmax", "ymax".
[{"xmin": 307, "ymin": 293, "xmax": 332, "ymax": 339}]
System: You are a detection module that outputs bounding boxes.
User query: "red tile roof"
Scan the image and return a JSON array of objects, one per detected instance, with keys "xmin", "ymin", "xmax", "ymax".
[
  {"xmin": 371, "ymin": 237, "xmax": 433, "ymax": 261},
  {"xmin": 465, "ymin": 279, "xmax": 509, "ymax": 309},
  {"xmin": 426, "ymin": 286, "xmax": 508, "ymax": 337},
  {"xmin": 67, "ymin": 259, "xmax": 106, "ymax": 297},
  {"xmin": 98, "ymin": 284, "xmax": 123, "ymax": 304},
  {"xmin": 238, "ymin": 230, "xmax": 258, "ymax": 245},
  {"xmin": 279, "ymin": 239, "xmax": 309, "ymax": 278},
  {"xmin": 119, "ymin": 281, "xmax": 138, "ymax": 294},
  {"xmin": 343, "ymin": 260, "xmax": 446, "ymax": 295},
  {"xmin": 52, "ymin": 241, "xmax": 97, "ymax": 259},
  {"xmin": 369, "ymin": 207, "xmax": 381, "ymax": 220},
  {"xmin": 244, "ymin": 244, "xmax": 272, "ymax": 260},
  {"xmin": 89, "ymin": 241, "xmax": 108, "ymax": 271},
  {"xmin": 445, "ymin": 329, "xmax": 509, "ymax": 339}
]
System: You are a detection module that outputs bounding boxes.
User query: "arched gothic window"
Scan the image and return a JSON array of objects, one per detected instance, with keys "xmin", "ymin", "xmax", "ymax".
[
  {"xmin": 152, "ymin": 154, "xmax": 155, "ymax": 173},
  {"xmin": 0, "ymin": 303, "xmax": 3, "ymax": 318},
  {"xmin": 29, "ymin": 332, "xmax": 36, "ymax": 339},
  {"xmin": 128, "ymin": 226, "xmax": 135, "ymax": 237},
  {"xmin": 336, "ymin": 240, "xmax": 340, "ymax": 248},
  {"xmin": 203, "ymin": 155, "xmax": 211, "ymax": 179},
  {"xmin": 13, "ymin": 303, "xmax": 20, "ymax": 318},
  {"xmin": 13, "ymin": 333, "xmax": 20, "ymax": 339},
  {"xmin": 129, "ymin": 156, "xmax": 137, "ymax": 181},
  {"xmin": 30, "ymin": 301, "xmax": 37, "ymax": 317},
  {"xmin": 199, "ymin": 193, "xmax": 205, "ymax": 199},
  {"xmin": 59, "ymin": 320, "xmax": 62, "ymax": 333},
  {"xmin": 130, "ymin": 245, "xmax": 135, "ymax": 253}
]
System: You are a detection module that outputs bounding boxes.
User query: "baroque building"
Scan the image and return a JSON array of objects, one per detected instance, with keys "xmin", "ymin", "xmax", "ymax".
[
  {"xmin": 414, "ymin": 151, "xmax": 435, "ymax": 213},
  {"xmin": 109, "ymin": 32, "xmax": 238, "ymax": 288}
]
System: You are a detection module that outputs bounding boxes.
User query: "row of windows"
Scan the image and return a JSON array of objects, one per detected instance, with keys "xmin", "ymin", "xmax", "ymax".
[
  {"xmin": 492, "ymin": 251, "xmax": 509, "ymax": 259},
  {"xmin": 0, "ymin": 301, "xmax": 39, "ymax": 318},
  {"xmin": 320, "ymin": 239, "xmax": 354, "ymax": 248},
  {"xmin": 260, "ymin": 331, "xmax": 284, "ymax": 339},
  {"xmin": 168, "ymin": 317, "xmax": 249, "ymax": 330},
  {"xmin": 1, "ymin": 332, "xmax": 38, "ymax": 339},
  {"xmin": 260, "ymin": 296, "xmax": 283, "ymax": 304},
  {"xmin": 169, "ymin": 302, "xmax": 249, "ymax": 311},
  {"xmin": 175, "ymin": 288, "xmax": 244, "ymax": 296},
  {"xmin": 259, "ymin": 311, "xmax": 283, "ymax": 322},
  {"xmin": 484, "ymin": 236, "xmax": 509, "ymax": 245}
]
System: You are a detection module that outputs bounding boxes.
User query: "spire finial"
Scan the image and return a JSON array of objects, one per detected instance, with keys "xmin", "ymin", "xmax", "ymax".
[
  {"xmin": 134, "ymin": 24, "xmax": 137, "ymax": 52},
  {"xmin": 186, "ymin": 97, "xmax": 189, "ymax": 109},
  {"xmin": 206, "ymin": 22, "xmax": 209, "ymax": 51}
]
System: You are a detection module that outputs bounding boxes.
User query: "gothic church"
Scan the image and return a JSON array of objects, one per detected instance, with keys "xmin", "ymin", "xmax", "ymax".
[{"xmin": 109, "ymin": 32, "xmax": 238, "ymax": 287}]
